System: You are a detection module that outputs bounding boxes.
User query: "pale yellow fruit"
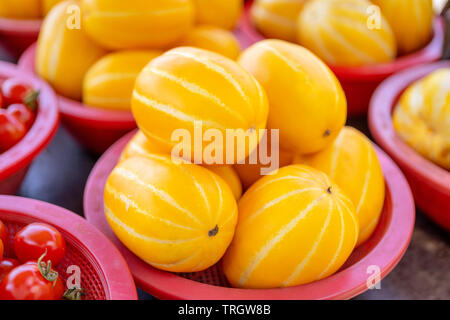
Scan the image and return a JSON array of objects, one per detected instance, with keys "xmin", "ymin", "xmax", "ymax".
[
  {"xmin": 132, "ymin": 47, "xmax": 269, "ymax": 164},
  {"xmin": 297, "ymin": 0, "xmax": 397, "ymax": 66},
  {"xmin": 83, "ymin": 50, "xmax": 162, "ymax": 110},
  {"xmin": 192, "ymin": 0, "xmax": 243, "ymax": 30},
  {"xmin": 120, "ymin": 131, "xmax": 243, "ymax": 200},
  {"xmin": 251, "ymin": 0, "xmax": 306, "ymax": 42},
  {"xmin": 393, "ymin": 68, "xmax": 450, "ymax": 170},
  {"xmin": 104, "ymin": 155, "xmax": 238, "ymax": 272},
  {"xmin": 36, "ymin": 0, "xmax": 107, "ymax": 100},
  {"xmin": 176, "ymin": 25, "xmax": 241, "ymax": 60},
  {"xmin": 294, "ymin": 127, "xmax": 385, "ymax": 245},
  {"xmin": 238, "ymin": 39, "xmax": 347, "ymax": 155},
  {"xmin": 81, "ymin": 0, "xmax": 195, "ymax": 50},
  {"xmin": 372, "ymin": 0, "xmax": 434, "ymax": 55},
  {"xmin": 223, "ymin": 165, "xmax": 359, "ymax": 289},
  {"xmin": 0, "ymin": 0, "xmax": 41, "ymax": 19},
  {"xmin": 42, "ymin": 0, "xmax": 66, "ymax": 16}
]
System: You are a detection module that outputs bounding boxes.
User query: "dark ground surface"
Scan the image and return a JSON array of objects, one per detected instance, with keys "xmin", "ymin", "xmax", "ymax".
[{"xmin": 1, "ymin": 47, "xmax": 449, "ymax": 300}]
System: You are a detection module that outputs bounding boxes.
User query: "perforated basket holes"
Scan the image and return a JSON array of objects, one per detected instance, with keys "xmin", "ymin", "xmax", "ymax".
[
  {"xmin": 180, "ymin": 261, "xmax": 230, "ymax": 287},
  {"xmin": 0, "ymin": 215, "xmax": 107, "ymax": 300}
]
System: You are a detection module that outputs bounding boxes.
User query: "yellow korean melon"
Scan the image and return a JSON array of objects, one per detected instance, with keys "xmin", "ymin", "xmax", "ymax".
[
  {"xmin": 104, "ymin": 155, "xmax": 238, "ymax": 272},
  {"xmin": 83, "ymin": 50, "xmax": 162, "ymax": 110},
  {"xmin": 393, "ymin": 68, "xmax": 450, "ymax": 170},
  {"xmin": 238, "ymin": 39, "xmax": 346, "ymax": 155},
  {"xmin": 81, "ymin": 0, "xmax": 195, "ymax": 50},
  {"xmin": 36, "ymin": 0, "xmax": 107, "ymax": 100},
  {"xmin": 233, "ymin": 129, "xmax": 294, "ymax": 190},
  {"xmin": 297, "ymin": 0, "xmax": 397, "ymax": 67},
  {"xmin": 223, "ymin": 165, "xmax": 359, "ymax": 289},
  {"xmin": 294, "ymin": 127, "xmax": 385, "ymax": 245},
  {"xmin": 251, "ymin": 0, "xmax": 306, "ymax": 42},
  {"xmin": 131, "ymin": 47, "xmax": 269, "ymax": 165},
  {"xmin": 0, "ymin": 0, "xmax": 41, "ymax": 19},
  {"xmin": 42, "ymin": 0, "xmax": 66, "ymax": 16},
  {"xmin": 192, "ymin": 0, "xmax": 243, "ymax": 30},
  {"xmin": 175, "ymin": 26, "xmax": 241, "ymax": 60},
  {"xmin": 120, "ymin": 130, "xmax": 243, "ymax": 200},
  {"xmin": 372, "ymin": 0, "xmax": 433, "ymax": 55}
]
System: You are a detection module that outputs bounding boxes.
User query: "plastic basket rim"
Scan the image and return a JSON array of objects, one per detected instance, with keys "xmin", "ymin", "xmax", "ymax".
[
  {"xmin": 83, "ymin": 130, "xmax": 416, "ymax": 300},
  {"xmin": 368, "ymin": 61, "xmax": 450, "ymax": 200},
  {"xmin": 0, "ymin": 61, "xmax": 59, "ymax": 181},
  {"xmin": 0, "ymin": 195, "xmax": 138, "ymax": 300}
]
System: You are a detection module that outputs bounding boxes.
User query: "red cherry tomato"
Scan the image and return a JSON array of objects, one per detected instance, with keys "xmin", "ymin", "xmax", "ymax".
[
  {"xmin": 0, "ymin": 110, "xmax": 26, "ymax": 152},
  {"xmin": 7, "ymin": 104, "xmax": 35, "ymax": 129},
  {"xmin": 0, "ymin": 91, "xmax": 4, "ymax": 108},
  {"xmin": 0, "ymin": 258, "xmax": 20, "ymax": 282},
  {"xmin": 0, "ymin": 260, "xmax": 63, "ymax": 300},
  {"xmin": 0, "ymin": 220, "xmax": 6, "ymax": 248},
  {"xmin": 14, "ymin": 223, "xmax": 66, "ymax": 266},
  {"xmin": 1, "ymin": 78, "xmax": 32, "ymax": 106},
  {"xmin": 0, "ymin": 240, "xmax": 3, "ymax": 260}
]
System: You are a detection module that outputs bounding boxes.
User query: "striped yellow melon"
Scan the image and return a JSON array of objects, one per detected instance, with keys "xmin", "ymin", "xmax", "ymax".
[
  {"xmin": 42, "ymin": 0, "xmax": 67, "ymax": 16},
  {"xmin": 131, "ymin": 47, "xmax": 269, "ymax": 164},
  {"xmin": 36, "ymin": 0, "xmax": 107, "ymax": 100},
  {"xmin": 120, "ymin": 130, "xmax": 243, "ymax": 200},
  {"xmin": 223, "ymin": 165, "xmax": 359, "ymax": 289},
  {"xmin": 294, "ymin": 127, "xmax": 385, "ymax": 245},
  {"xmin": 238, "ymin": 39, "xmax": 347, "ymax": 155},
  {"xmin": 81, "ymin": 0, "xmax": 195, "ymax": 50},
  {"xmin": 175, "ymin": 26, "xmax": 241, "ymax": 60},
  {"xmin": 0, "ymin": 0, "xmax": 41, "ymax": 19},
  {"xmin": 372, "ymin": 0, "xmax": 433, "ymax": 55},
  {"xmin": 233, "ymin": 129, "xmax": 294, "ymax": 190},
  {"xmin": 393, "ymin": 68, "xmax": 450, "ymax": 170},
  {"xmin": 297, "ymin": 0, "xmax": 397, "ymax": 67},
  {"xmin": 192, "ymin": 0, "xmax": 243, "ymax": 30},
  {"xmin": 251, "ymin": 0, "xmax": 306, "ymax": 42},
  {"xmin": 83, "ymin": 50, "xmax": 162, "ymax": 110},
  {"xmin": 104, "ymin": 155, "xmax": 238, "ymax": 272}
]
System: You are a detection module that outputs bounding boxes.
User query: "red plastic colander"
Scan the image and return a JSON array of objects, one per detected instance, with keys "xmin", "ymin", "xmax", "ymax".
[
  {"xmin": 0, "ymin": 195, "xmax": 137, "ymax": 300},
  {"xmin": 83, "ymin": 131, "xmax": 415, "ymax": 300},
  {"xmin": 0, "ymin": 17, "xmax": 40, "ymax": 59},
  {"xmin": 240, "ymin": 0, "xmax": 445, "ymax": 116},
  {"xmin": 0, "ymin": 61, "xmax": 59, "ymax": 195},
  {"xmin": 369, "ymin": 61, "xmax": 450, "ymax": 231}
]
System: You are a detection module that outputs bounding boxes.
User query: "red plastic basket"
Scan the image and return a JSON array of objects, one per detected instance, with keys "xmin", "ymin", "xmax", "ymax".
[
  {"xmin": 369, "ymin": 61, "xmax": 450, "ymax": 231},
  {"xmin": 0, "ymin": 61, "xmax": 59, "ymax": 195},
  {"xmin": 0, "ymin": 195, "xmax": 137, "ymax": 300},
  {"xmin": 0, "ymin": 17, "xmax": 40, "ymax": 59},
  {"xmin": 83, "ymin": 131, "xmax": 415, "ymax": 300},
  {"xmin": 240, "ymin": 0, "xmax": 445, "ymax": 116}
]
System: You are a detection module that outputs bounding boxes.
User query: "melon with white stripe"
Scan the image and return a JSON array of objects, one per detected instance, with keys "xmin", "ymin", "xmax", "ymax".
[
  {"xmin": 0, "ymin": 0, "xmax": 40, "ymax": 19},
  {"xmin": 83, "ymin": 50, "xmax": 162, "ymax": 110},
  {"xmin": 372, "ymin": 0, "xmax": 433, "ymax": 55},
  {"xmin": 81, "ymin": 0, "xmax": 195, "ymax": 50},
  {"xmin": 131, "ymin": 47, "xmax": 269, "ymax": 164},
  {"xmin": 251, "ymin": 0, "xmax": 306, "ymax": 42},
  {"xmin": 175, "ymin": 26, "xmax": 241, "ymax": 60},
  {"xmin": 192, "ymin": 0, "xmax": 243, "ymax": 30},
  {"xmin": 393, "ymin": 68, "xmax": 450, "ymax": 170},
  {"xmin": 297, "ymin": 0, "xmax": 397, "ymax": 67},
  {"xmin": 238, "ymin": 39, "xmax": 347, "ymax": 155},
  {"xmin": 120, "ymin": 130, "xmax": 243, "ymax": 200},
  {"xmin": 294, "ymin": 127, "xmax": 385, "ymax": 245},
  {"xmin": 42, "ymin": 0, "xmax": 65, "ymax": 16},
  {"xmin": 104, "ymin": 155, "xmax": 238, "ymax": 272},
  {"xmin": 36, "ymin": 0, "xmax": 107, "ymax": 100},
  {"xmin": 223, "ymin": 165, "xmax": 358, "ymax": 288}
]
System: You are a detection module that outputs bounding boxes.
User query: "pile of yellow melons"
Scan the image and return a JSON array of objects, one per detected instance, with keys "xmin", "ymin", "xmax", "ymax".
[
  {"xmin": 251, "ymin": 0, "xmax": 434, "ymax": 66},
  {"xmin": 35, "ymin": 0, "xmax": 244, "ymax": 108},
  {"xmin": 104, "ymin": 37, "xmax": 386, "ymax": 289},
  {"xmin": 393, "ymin": 68, "xmax": 450, "ymax": 171},
  {"xmin": 0, "ymin": 0, "xmax": 64, "ymax": 19}
]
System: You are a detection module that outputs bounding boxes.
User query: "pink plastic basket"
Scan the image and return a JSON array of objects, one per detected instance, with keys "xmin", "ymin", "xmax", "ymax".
[
  {"xmin": 0, "ymin": 195, "xmax": 137, "ymax": 300},
  {"xmin": 83, "ymin": 131, "xmax": 415, "ymax": 300}
]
